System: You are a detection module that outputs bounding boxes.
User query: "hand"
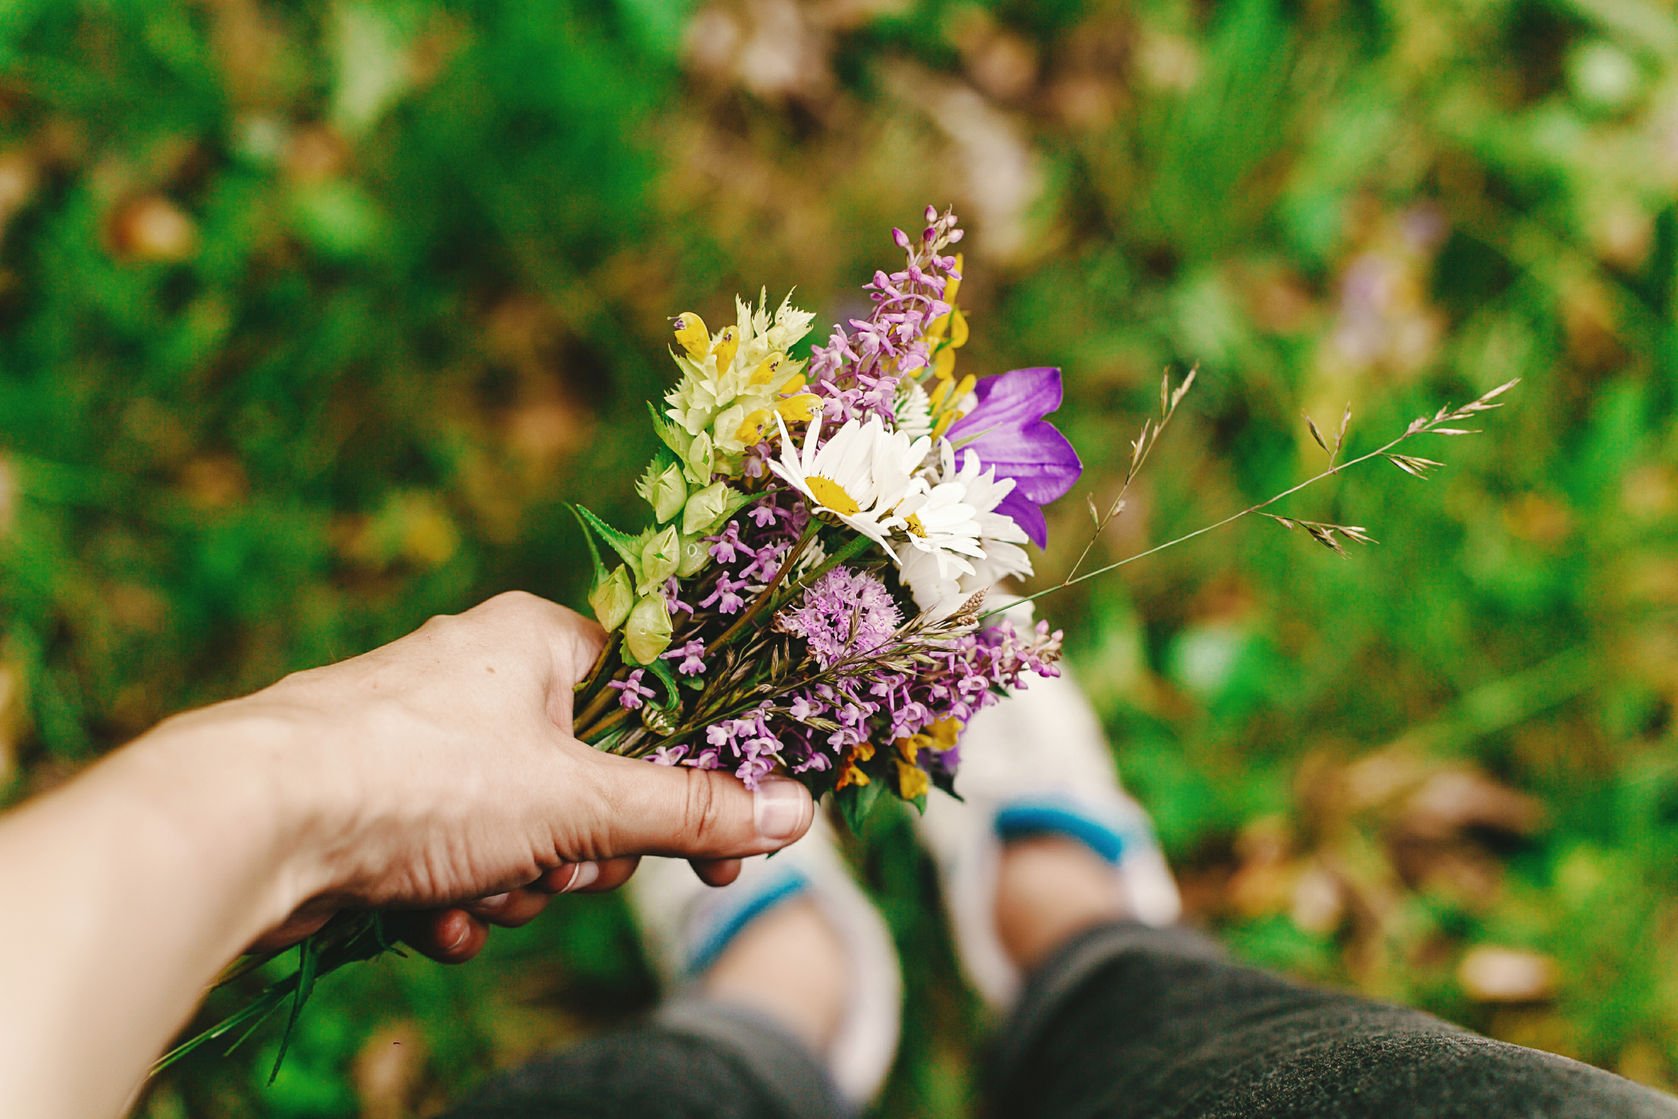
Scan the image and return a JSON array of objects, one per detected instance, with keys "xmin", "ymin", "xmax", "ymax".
[{"xmin": 195, "ymin": 591, "xmax": 815, "ymax": 963}]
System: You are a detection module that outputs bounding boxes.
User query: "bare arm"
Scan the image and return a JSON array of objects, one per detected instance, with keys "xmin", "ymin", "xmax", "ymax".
[{"xmin": 0, "ymin": 592, "xmax": 814, "ymax": 1118}]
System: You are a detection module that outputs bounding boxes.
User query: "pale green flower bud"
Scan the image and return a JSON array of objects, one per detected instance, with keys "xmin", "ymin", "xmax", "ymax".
[
  {"xmin": 624, "ymin": 594, "xmax": 673, "ymax": 664},
  {"xmin": 683, "ymin": 481, "xmax": 741, "ymax": 536},
  {"xmin": 587, "ymin": 565, "xmax": 634, "ymax": 631},
  {"xmin": 638, "ymin": 525, "xmax": 681, "ymax": 592},
  {"xmin": 684, "ymin": 431, "xmax": 714, "ymax": 483},
  {"xmin": 637, "ymin": 459, "xmax": 688, "ymax": 523},
  {"xmin": 676, "ymin": 533, "xmax": 710, "ymax": 577}
]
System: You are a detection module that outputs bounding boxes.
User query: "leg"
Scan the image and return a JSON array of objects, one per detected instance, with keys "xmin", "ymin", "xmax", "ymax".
[
  {"xmin": 440, "ymin": 901, "xmax": 848, "ymax": 1119},
  {"xmin": 445, "ymin": 815, "xmax": 897, "ymax": 1118},
  {"xmin": 988, "ymin": 837, "xmax": 1678, "ymax": 1119}
]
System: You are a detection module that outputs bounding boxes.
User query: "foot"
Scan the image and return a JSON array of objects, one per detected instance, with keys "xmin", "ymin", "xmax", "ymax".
[
  {"xmin": 916, "ymin": 663, "xmax": 1180, "ymax": 1010},
  {"xmin": 700, "ymin": 896, "xmax": 849, "ymax": 1057},
  {"xmin": 629, "ymin": 812, "xmax": 901, "ymax": 1105},
  {"xmin": 995, "ymin": 834, "xmax": 1130, "ymax": 974}
]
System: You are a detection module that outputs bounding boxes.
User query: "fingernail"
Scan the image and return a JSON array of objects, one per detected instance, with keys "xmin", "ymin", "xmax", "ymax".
[
  {"xmin": 561, "ymin": 861, "xmax": 600, "ymax": 893},
  {"xmin": 753, "ymin": 777, "xmax": 809, "ymax": 841},
  {"xmin": 478, "ymin": 892, "xmax": 510, "ymax": 910},
  {"xmin": 444, "ymin": 914, "xmax": 470, "ymax": 951}
]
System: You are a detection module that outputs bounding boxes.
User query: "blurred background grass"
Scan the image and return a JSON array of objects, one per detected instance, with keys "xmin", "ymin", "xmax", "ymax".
[{"xmin": 1, "ymin": 0, "xmax": 1676, "ymax": 1114}]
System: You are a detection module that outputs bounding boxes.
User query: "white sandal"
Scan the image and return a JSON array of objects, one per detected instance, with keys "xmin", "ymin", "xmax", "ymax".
[
  {"xmin": 629, "ymin": 812, "xmax": 902, "ymax": 1106},
  {"xmin": 916, "ymin": 667, "xmax": 1181, "ymax": 1011}
]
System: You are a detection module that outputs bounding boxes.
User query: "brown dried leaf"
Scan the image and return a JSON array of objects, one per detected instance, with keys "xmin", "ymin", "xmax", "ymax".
[{"xmin": 1401, "ymin": 768, "xmax": 1545, "ymax": 839}]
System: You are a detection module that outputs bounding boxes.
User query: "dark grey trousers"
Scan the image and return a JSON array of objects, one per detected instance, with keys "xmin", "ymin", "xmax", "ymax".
[{"xmin": 444, "ymin": 923, "xmax": 1678, "ymax": 1119}]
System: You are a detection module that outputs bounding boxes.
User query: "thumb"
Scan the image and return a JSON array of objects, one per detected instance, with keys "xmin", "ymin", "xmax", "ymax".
[{"xmin": 586, "ymin": 750, "xmax": 815, "ymax": 860}]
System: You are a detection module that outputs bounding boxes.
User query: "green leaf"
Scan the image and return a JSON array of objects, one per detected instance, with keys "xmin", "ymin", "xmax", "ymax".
[
  {"xmin": 268, "ymin": 932, "xmax": 320, "ymax": 1083},
  {"xmin": 636, "ymin": 450, "xmax": 688, "ymax": 522},
  {"xmin": 574, "ymin": 504, "xmax": 644, "ymax": 573},
  {"xmin": 567, "ymin": 504, "xmax": 608, "ymax": 585},
  {"xmin": 837, "ymin": 778, "xmax": 884, "ymax": 834},
  {"xmin": 642, "ymin": 654, "xmax": 682, "ymax": 709},
  {"xmin": 649, "ymin": 401, "xmax": 691, "ymax": 458},
  {"xmin": 931, "ymin": 769, "xmax": 964, "ymax": 802}
]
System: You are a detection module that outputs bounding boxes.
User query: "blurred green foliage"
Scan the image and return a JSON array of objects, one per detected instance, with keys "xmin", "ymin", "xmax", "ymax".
[{"xmin": 2, "ymin": 0, "xmax": 1676, "ymax": 1115}]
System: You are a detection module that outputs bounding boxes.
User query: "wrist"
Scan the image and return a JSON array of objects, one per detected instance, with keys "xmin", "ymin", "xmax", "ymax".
[{"xmin": 127, "ymin": 698, "xmax": 341, "ymax": 927}]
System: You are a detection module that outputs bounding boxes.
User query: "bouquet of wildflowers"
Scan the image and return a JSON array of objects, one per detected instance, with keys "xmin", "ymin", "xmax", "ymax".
[
  {"xmin": 163, "ymin": 206, "xmax": 1515, "ymax": 1076},
  {"xmin": 567, "ymin": 206, "xmax": 1075, "ymax": 821}
]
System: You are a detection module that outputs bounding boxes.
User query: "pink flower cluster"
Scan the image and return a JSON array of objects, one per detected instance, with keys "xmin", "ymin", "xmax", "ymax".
[
  {"xmin": 651, "ymin": 562, "xmax": 1062, "ymax": 790},
  {"xmin": 808, "ymin": 207, "xmax": 963, "ymax": 424}
]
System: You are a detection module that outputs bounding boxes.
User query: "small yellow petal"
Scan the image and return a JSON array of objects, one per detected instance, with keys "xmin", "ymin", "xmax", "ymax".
[
  {"xmin": 734, "ymin": 409, "xmax": 772, "ymax": 444},
  {"xmin": 942, "ymin": 253, "xmax": 963, "ymax": 304},
  {"xmin": 928, "ymin": 717, "xmax": 962, "ymax": 750},
  {"xmin": 933, "ymin": 345, "xmax": 957, "ymax": 382},
  {"xmin": 854, "ymin": 741, "xmax": 877, "ymax": 763},
  {"xmin": 711, "ymin": 326, "xmax": 739, "ymax": 372},
  {"xmin": 776, "ymin": 393, "xmax": 821, "ymax": 423},
  {"xmin": 928, "ymin": 376, "xmax": 954, "ymax": 409},
  {"xmin": 932, "ymin": 409, "xmax": 959, "ymax": 441},
  {"xmin": 951, "ymin": 373, "xmax": 976, "ymax": 402},
  {"xmin": 895, "ymin": 759, "xmax": 930, "ymax": 799},
  {"xmin": 673, "ymin": 312, "xmax": 709, "ymax": 359},
  {"xmin": 926, "ymin": 312, "xmax": 950, "ymax": 342},
  {"xmin": 838, "ymin": 761, "xmax": 870, "ymax": 790},
  {"xmin": 949, "ymin": 306, "xmax": 969, "ymax": 349},
  {"xmin": 748, "ymin": 352, "xmax": 786, "ymax": 385}
]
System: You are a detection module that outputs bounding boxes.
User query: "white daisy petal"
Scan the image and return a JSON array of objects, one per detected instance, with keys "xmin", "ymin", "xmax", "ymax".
[
  {"xmin": 894, "ymin": 440, "xmax": 1036, "ymax": 610},
  {"xmin": 771, "ymin": 413, "xmax": 921, "ymax": 560}
]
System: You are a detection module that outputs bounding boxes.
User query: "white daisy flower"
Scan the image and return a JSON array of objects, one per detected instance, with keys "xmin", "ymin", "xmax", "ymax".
[
  {"xmin": 894, "ymin": 381, "xmax": 934, "ymax": 440},
  {"xmin": 770, "ymin": 413, "xmax": 928, "ymax": 557},
  {"xmin": 896, "ymin": 441, "xmax": 1033, "ymax": 611}
]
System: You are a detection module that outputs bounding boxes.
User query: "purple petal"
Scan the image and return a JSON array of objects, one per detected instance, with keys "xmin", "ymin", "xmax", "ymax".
[
  {"xmin": 948, "ymin": 368, "xmax": 1083, "ymax": 546},
  {"xmin": 950, "ymin": 367, "xmax": 1065, "ymax": 437},
  {"xmin": 995, "ymin": 489, "xmax": 1050, "ymax": 548}
]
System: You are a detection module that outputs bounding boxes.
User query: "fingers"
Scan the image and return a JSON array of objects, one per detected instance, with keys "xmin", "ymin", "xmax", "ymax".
[
  {"xmin": 465, "ymin": 888, "xmax": 550, "ymax": 928},
  {"xmin": 690, "ymin": 857, "xmax": 743, "ymax": 887},
  {"xmin": 535, "ymin": 857, "xmax": 641, "ymax": 895},
  {"xmin": 396, "ymin": 908, "xmax": 490, "ymax": 965},
  {"xmin": 400, "ymin": 857, "xmax": 645, "ymax": 963},
  {"xmin": 590, "ymin": 751, "xmax": 815, "ymax": 861},
  {"xmin": 466, "ymin": 858, "xmax": 641, "ymax": 928}
]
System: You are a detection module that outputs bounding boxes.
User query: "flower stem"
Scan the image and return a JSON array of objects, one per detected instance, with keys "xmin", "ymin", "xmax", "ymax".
[
  {"xmin": 986, "ymin": 421, "xmax": 1453, "ymax": 621},
  {"xmin": 709, "ymin": 520, "xmax": 821, "ymax": 650}
]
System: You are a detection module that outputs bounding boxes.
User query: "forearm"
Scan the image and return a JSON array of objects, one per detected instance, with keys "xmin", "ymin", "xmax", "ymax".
[{"xmin": 0, "ymin": 705, "xmax": 319, "ymax": 1118}]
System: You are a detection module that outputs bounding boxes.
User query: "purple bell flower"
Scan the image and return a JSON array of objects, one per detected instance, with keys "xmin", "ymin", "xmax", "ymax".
[{"xmin": 947, "ymin": 367, "xmax": 1082, "ymax": 547}]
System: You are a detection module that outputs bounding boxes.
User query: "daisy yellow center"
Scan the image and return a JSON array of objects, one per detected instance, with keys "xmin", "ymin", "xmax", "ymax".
[
  {"xmin": 904, "ymin": 512, "xmax": 927, "ymax": 537},
  {"xmin": 807, "ymin": 475, "xmax": 861, "ymax": 516}
]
